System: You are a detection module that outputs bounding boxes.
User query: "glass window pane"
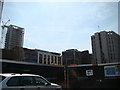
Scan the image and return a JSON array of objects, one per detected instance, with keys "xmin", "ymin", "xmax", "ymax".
[
  {"xmin": 39, "ymin": 54, "xmax": 42, "ymax": 63},
  {"xmin": 7, "ymin": 77, "xmax": 18, "ymax": 86},
  {"xmin": 34, "ymin": 77, "xmax": 49, "ymax": 86},
  {"xmin": 18, "ymin": 76, "xmax": 33, "ymax": 86}
]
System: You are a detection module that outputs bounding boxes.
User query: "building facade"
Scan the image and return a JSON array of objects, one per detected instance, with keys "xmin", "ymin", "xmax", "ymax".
[
  {"xmin": 62, "ymin": 49, "xmax": 81, "ymax": 65},
  {"xmin": 91, "ymin": 31, "xmax": 120, "ymax": 64},
  {"xmin": 2, "ymin": 47, "xmax": 63, "ymax": 65},
  {"xmin": 36, "ymin": 49, "xmax": 62, "ymax": 65},
  {"xmin": 1, "ymin": 49, "xmax": 18, "ymax": 60},
  {"xmin": 5, "ymin": 25, "xmax": 24, "ymax": 49},
  {"xmin": 23, "ymin": 48, "xmax": 62, "ymax": 65},
  {"xmin": 81, "ymin": 50, "xmax": 92, "ymax": 64},
  {"xmin": 62, "ymin": 49, "xmax": 92, "ymax": 65}
]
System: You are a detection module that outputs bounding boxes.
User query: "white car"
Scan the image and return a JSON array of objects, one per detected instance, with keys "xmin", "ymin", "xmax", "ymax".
[{"xmin": 0, "ymin": 73, "xmax": 62, "ymax": 90}]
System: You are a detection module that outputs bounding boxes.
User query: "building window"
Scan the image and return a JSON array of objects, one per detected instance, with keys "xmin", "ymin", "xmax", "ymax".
[
  {"xmin": 44, "ymin": 55, "xmax": 46, "ymax": 64},
  {"xmin": 48, "ymin": 55, "xmax": 50, "ymax": 64},
  {"xmin": 39, "ymin": 54, "xmax": 42, "ymax": 64},
  {"xmin": 24, "ymin": 53, "xmax": 30, "ymax": 62},
  {"xmin": 55, "ymin": 56, "xmax": 57, "ymax": 64},
  {"xmin": 58, "ymin": 57, "xmax": 61, "ymax": 65},
  {"xmin": 32, "ymin": 55, "xmax": 37, "ymax": 63},
  {"xmin": 51, "ymin": 56, "xmax": 53, "ymax": 63}
]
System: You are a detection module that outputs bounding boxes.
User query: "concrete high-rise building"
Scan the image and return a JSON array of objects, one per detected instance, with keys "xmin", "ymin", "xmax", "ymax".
[
  {"xmin": 5, "ymin": 25, "xmax": 24, "ymax": 49},
  {"xmin": 91, "ymin": 31, "xmax": 120, "ymax": 64}
]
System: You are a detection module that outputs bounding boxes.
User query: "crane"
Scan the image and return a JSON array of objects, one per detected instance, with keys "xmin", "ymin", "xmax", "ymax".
[{"xmin": 0, "ymin": 19, "xmax": 10, "ymax": 48}]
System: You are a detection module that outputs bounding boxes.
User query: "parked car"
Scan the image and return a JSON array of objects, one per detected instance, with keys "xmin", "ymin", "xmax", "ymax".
[{"xmin": 0, "ymin": 73, "xmax": 62, "ymax": 90}]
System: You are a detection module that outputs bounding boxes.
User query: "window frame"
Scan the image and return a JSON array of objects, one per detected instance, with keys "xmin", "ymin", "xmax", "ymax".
[
  {"xmin": 6, "ymin": 76, "xmax": 51, "ymax": 87},
  {"xmin": 7, "ymin": 76, "xmax": 34, "ymax": 86},
  {"xmin": 33, "ymin": 76, "xmax": 51, "ymax": 86}
]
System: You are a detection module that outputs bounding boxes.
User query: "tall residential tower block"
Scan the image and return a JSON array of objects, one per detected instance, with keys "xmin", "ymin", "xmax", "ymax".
[
  {"xmin": 91, "ymin": 31, "xmax": 120, "ymax": 64},
  {"xmin": 5, "ymin": 25, "xmax": 24, "ymax": 49}
]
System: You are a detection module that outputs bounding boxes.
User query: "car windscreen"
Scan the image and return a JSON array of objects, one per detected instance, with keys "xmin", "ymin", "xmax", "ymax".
[{"xmin": 0, "ymin": 75, "xmax": 6, "ymax": 82}]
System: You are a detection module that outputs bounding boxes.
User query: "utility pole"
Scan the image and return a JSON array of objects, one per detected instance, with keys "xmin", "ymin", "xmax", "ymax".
[
  {"xmin": 0, "ymin": 19, "xmax": 10, "ymax": 48},
  {"xmin": 0, "ymin": 0, "xmax": 4, "ymax": 23}
]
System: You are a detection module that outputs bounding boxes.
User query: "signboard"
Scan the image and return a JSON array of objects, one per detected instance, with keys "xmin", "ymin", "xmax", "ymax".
[
  {"xmin": 86, "ymin": 70, "xmax": 93, "ymax": 76},
  {"xmin": 104, "ymin": 65, "xmax": 120, "ymax": 77},
  {"xmin": 116, "ymin": 65, "xmax": 120, "ymax": 76}
]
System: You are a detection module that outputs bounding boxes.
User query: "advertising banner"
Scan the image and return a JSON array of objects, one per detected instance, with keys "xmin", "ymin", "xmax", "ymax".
[{"xmin": 104, "ymin": 65, "xmax": 120, "ymax": 77}]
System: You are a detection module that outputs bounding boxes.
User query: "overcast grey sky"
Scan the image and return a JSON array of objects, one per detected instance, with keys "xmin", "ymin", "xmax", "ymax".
[{"xmin": 2, "ymin": 0, "xmax": 118, "ymax": 53}]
